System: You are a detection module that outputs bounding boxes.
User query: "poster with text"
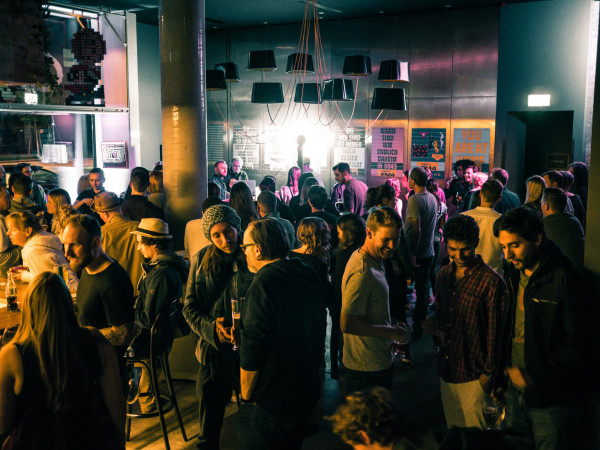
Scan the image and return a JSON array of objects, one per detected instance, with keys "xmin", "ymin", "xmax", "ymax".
[
  {"xmin": 370, "ymin": 128, "xmax": 404, "ymax": 178},
  {"xmin": 333, "ymin": 127, "xmax": 365, "ymax": 176},
  {"xmin": 452, "ymin": 128, "xmax": 490, "ymax": 173},
  {"xmin": 233, "ymin": 126, "xmax": 260, "ymax": 170},
  {"xmin": 410, "ymin": 128, "xmax": 446, "ymax": 179}
]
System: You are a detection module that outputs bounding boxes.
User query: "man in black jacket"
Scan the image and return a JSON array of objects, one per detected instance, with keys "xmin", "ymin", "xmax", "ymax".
[
  {"xmin": 493, "ymin": 207, "xmax": 583, "ymax": 449},
  {"xmin": 238, "ymin": 218, "xmax": 323, "ymax": 450}
]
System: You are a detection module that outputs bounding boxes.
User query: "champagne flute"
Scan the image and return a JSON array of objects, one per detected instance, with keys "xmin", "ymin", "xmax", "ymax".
[{"xmin": 231, "ymin": 298, "xmax": 242, "ymax": 351}]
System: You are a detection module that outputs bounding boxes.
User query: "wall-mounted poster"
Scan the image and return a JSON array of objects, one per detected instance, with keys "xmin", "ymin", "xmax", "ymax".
[
  {"xmin": 370, "ymin": 128, "xmax": 404, "ymax": 178},
  {"xmin": 410, "ymin": 128, "xmax": 446, "ymax": 179},
  {"xmin": 453, "ymin": 128, "xmax": 490, "ymax": 173},
  {"xmin": 101, "ymin": 142, "xmax": 128, "ymax": 168},
  {"xmin": 333, "ymin": 127, "xmax": 365, "ymax": 176},
  {"xmin": 233, "ymin": 126, "xmax": 260, "ymax": 170}
]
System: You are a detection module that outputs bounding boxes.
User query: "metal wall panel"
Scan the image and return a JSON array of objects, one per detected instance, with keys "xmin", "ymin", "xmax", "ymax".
[{"xmin": 452, "ymin": 8, "xmax": 499, "ymax": 98}]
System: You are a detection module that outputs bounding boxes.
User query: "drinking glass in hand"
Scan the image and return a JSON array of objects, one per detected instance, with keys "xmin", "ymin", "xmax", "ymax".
[
  {"xmin": 231, "ymin": 298, "xmax": 242, "ymax": 351},
  {"xmin": 392, "ymin": 322, "xmax": 410, "ymax": 358},
  {"xmin": 483, "ymin": 397, "xmax": 504, "ymax": 431},
  {"xmin": 431, "ymin": 318, "xmax": 447, "ymax": 352}
]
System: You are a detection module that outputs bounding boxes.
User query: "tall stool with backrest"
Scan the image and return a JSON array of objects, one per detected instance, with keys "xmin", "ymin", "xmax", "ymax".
[{"xmin": 125, "ymin": 310, "xmax": 187, "ymax": 449}]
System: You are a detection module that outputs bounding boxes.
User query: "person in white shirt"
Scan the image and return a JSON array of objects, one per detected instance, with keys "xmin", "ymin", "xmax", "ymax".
[{"xmin": 461, "ymin": 179, "xmax": 503, "ymax": 274}]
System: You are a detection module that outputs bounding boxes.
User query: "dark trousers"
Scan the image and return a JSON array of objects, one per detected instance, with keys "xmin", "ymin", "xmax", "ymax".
[
  {"xmin": 237, "ymin": 403, "xmax": 307, "ymax": 450},
  {"xmin": 344, "ymin": 364, "xmax": 393, "ymax": 395},
  {"xmin": 413, "ymin": 256, "xmax": 434, "ymax": 325},
  {"xmin": 196, "ymin": 353, "xmax": 238, "ymax": 449},
  {"xmin": 505, "ymin": 385, "xmax": 570, "ymax": 450},
  {"xmin": 429, "ymin": 241, "xmax": 441, "ymax": 293}
]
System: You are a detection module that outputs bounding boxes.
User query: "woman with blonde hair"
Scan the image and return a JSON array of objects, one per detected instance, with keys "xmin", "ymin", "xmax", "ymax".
[
  {"xmin": 524, "ymin": 175, "xmax": 546, "ymax": 215},
  {"xmin": 46, "ymin": 188, "xmax": 72, "ymax": 237},
  {"xmin": 147, "ymin": 170, "xmax": 165, "ymax": 211},
  {"xmin": 0, "ymin": 272, "xmax": 125, "ymax": 448}
]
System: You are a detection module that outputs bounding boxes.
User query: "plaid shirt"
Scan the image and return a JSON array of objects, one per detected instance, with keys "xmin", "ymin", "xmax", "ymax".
[{"xmin": 435, "ymin": 255, "xmax": 506, "ymax": 383}]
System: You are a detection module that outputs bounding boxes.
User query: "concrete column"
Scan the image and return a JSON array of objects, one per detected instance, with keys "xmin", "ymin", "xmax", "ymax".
[{"xmin": 160, "ymin": 0, "xmax": 207, "ymax": 249}]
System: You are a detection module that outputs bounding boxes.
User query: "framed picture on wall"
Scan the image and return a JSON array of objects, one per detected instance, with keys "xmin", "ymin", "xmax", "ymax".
[{"xmin": 101, "ymin": 141, "xmax": 128, "ymax": 168}]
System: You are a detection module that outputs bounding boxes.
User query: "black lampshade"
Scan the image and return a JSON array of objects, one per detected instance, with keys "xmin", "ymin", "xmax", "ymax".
[
  {"xmin": 323, "ymin": 79, "xmax": 354, "ymax": 101},
  {"xmin": 248, "ymin": 50, "xmax": 277, "ymax": 71},
  {"xmin": 294, "ymin": 83, "xmax": 322, "ymax": 104},
  {"xmin": 215, "ymin": 62, "xmax": 240, "ymax": 82},
  {"xmin": 286, "ymin": 53, "xmax": 315, "ymax": 73},
  {"xmin": 206, "ymin": 69, "xmax": 227, "ymax": 90},
  {"xmin": 378, "ymin": 60, "xmax": 410, "ymax": 82},
  {"xmin": 342, "ymin": 55, "xmax": 372, "ymax": 76},
  {"xmin": 251, "ymin": 82, "xmax": 284, "ymax": 103},
  {"xmin": 371, "ymin": 88, "xmax": 406, "ymax": 110}
]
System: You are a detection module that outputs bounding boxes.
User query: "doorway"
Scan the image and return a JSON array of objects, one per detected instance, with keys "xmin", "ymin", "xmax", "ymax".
[{"xmin": 504, "ymin": 111, "xmax": 574, "ymax": 198}]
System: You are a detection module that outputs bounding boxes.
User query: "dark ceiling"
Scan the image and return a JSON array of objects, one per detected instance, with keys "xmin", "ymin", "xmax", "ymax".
[{"xmin": 58, "ymin": 0, "xmax": 545, "ymax": 28}]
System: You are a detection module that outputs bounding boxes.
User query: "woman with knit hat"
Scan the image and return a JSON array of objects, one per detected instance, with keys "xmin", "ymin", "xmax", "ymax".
[{"xmin": 183, "ymin": 204, "xmax": 254, "ymax": 449}]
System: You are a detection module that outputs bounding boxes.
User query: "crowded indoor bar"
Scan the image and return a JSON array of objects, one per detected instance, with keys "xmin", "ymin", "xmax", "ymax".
[{"xmin": 0, "ymin": 0, "xmax": 598, "ymax": 448}]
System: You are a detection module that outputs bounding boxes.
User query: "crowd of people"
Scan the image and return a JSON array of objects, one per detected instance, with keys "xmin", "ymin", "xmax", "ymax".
[{"xmin": 0, "ymin": 155, "xmax": 594, "ymax": 449}]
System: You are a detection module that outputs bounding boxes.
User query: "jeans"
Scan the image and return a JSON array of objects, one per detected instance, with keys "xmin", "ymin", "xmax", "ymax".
[
  {"xmin": 237, "ymin": 403, "xmax": 307, "ymax": 450},
  {"xmin": 413, "ymin": 256, "xmax": 434, "ymax": 325},
  {"xmin": 344, "ymin": 364, "xmax": 393, "ymax": 395},
  {"xmin": 505, "ymin": 385, "xmax": 570, "ymax": 450},
  {"xmin": 196, "ymin": 353, "xmax": 238, "ymax": 449}
]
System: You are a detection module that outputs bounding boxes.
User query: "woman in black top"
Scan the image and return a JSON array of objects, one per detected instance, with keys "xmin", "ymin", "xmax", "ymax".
[
  {"xmin": 330, "ymin": 214, "xmax": 366, "ymax": 379},
  {"xmin": 0, "ymin": 272, "xmax": 124, "ymax": 449}
]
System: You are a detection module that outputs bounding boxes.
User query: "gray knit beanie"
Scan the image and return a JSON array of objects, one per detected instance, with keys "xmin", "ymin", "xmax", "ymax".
[{"xmin": 203, "ymin": 204, "xmax": 242, "ymax": 240}]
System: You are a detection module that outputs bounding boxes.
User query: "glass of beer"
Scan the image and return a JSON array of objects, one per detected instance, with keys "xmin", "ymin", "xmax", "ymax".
[
  {"xmin": 431, "ymin": 318, "xmax": 447, "ymax": 352},
  {"xmin": 483, "ymin": 397, "xmax": 504, "ymax": 431},
  {"xmin": 231, "ymin": 298, "xmax": 243, "ymax": 351}
]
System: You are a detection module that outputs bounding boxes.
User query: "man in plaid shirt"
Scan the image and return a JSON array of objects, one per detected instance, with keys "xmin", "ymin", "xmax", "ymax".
[{"xmin": 427, "ymin": 214, "xmax": 506, "ymax": 429}]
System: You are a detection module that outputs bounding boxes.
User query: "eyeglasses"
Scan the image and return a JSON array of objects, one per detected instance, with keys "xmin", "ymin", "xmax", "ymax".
[{"xmin": 240, "ymin": 243, "xmax": 256, "ymax": 250}]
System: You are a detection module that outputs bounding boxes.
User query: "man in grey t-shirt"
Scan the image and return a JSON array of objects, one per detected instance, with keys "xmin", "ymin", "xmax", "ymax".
[
  {"xmin": 405, "ymin": 167, "xmax": 438, "ymax": 337},
  {"xmin": 341, "ymin": 207, "xmax": 408, "ymax": 394}
]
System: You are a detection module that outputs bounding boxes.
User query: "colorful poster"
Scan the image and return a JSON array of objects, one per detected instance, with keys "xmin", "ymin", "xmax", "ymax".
[
  {"xmin": 370, "ymin": 128, "xmax": 404, "ymax": 178},
  {"xmin": 333, "ymin": 127, "xmax": 365, "ymax": 176},
  {"xmin": 233, "ymin": 126, "xmax": 260, "ymax": 170},
  {"xmin": 452, "ymin": 128, "xmax": 490, "ymax": 173},
  {"xmin": 410, "ymin": 128, "xmax": 446, "ymax": 179}
]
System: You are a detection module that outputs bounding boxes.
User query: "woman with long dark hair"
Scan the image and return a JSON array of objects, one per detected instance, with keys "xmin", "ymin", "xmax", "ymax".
[
  {"xmin": 568, "ymin": 161, "xmax": 588, "ymax": 208},
  {"xmin": 0, "ymin": 273, "xmax": 125, "ymax": 448},
  {"xmin": 183, "ymin": 205, "xmax": 254, "ymax": 449},
  {"xmin": 330, "ymin": 214, "xmax": 366, "ymax": 379},
  {"xmin": 228, "ymin": 182, "xmax": 260, "ymax": 231}
]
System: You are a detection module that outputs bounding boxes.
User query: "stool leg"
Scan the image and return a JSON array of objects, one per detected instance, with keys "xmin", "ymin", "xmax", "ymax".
[
  {"xmin": 150, "ymin": 355, "xmax": 170, "ymax": 450},
  {"xmin": 161, "ymin": 353, "xmax": 187, "ymax": 441},
  {"xmin": 126, "ymin": 398, "xmax": 132, "ymax": 440}
]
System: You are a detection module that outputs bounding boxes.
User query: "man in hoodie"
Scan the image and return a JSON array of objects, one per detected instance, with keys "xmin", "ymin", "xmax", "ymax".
[
  {"xmin": 494, "ymin": 207, "xmax": 583, "ymax": 449},
  {"xmin": 129, "ymin": 218, "xmax": 188, "ymax": 413}
]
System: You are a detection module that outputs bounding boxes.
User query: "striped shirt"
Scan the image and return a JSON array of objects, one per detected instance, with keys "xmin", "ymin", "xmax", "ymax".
[{"xmin": 435, "ymin": 255, "xmax": 506, "ymax": 383}]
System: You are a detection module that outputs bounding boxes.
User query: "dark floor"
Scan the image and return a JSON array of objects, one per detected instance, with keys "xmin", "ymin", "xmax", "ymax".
[{"xmin": 127, "ymin": 290, "xmax": 447, "ymax": 449}]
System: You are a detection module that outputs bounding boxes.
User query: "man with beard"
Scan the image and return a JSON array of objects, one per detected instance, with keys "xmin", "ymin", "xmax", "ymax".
[
  {"xmin": 493, "ymin": 207, "xmax": 583, "ymax": 449},
  {"xmin": 426, "ymin": 214, "xmax": 506, "ymax": 429},
  {"xmin": 63, "ymin": 214, "xmax": 134, "ymax": 384},
  {"xmin": 341, "ymin": 206, "xmax": 408, "ymax": 394},
  {"xmin": 238, "ymin": 218, "xmax": 323, "ymax": 450}
]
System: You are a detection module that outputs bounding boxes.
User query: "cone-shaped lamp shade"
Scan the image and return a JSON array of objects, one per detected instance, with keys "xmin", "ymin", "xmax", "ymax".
[
  {"xmin": 371, "ymin": 88, "xmax": 406, "ymax": 110},
  {"xmin": 251, "ymin": 82, "xmax": 284, "ymax": 103},
  {"xmin": 215, "ymin": 62, "xmax": 240, "ymax": 82},
  {"xmin": 323, "ymin": 79, "xmax": 354, "ymax": 101},
  {"xmin": 286, "ymin": 53, "xmax": 315, "ymax": 73},
  {"xmin": 248, "ymin": 50, "xmax": 277, "ymax": 71},
  {"xmin": 342, "ymin": 55, "xmax": 372, "ymax": 76},
  {"xmin": 378, "ymin": 60, "xmax": 410, "ymax": 82},
  {"xmin": 206, "ymin": 69, "xmax": 227, "ymax": 90},
  {"xmin": 294, "ymin": 83, "xmax": 322, "ymax": 104}
]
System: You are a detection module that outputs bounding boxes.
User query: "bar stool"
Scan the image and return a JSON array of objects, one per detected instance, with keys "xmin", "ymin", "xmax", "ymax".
[{"xmin": 125, "ymin": 311, "xmax": 187, "ymax": 449}]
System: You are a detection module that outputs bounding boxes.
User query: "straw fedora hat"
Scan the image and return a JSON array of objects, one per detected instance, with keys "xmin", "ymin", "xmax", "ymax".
[{"xmin": 131, "ymin": 218, "xmax": 172, "ymax": 239}]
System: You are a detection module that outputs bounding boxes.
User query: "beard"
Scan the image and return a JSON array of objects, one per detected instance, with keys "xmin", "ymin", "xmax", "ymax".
[{"xmin": 69, "ymin": 251, "xmax": 93, "ymax": 274}]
